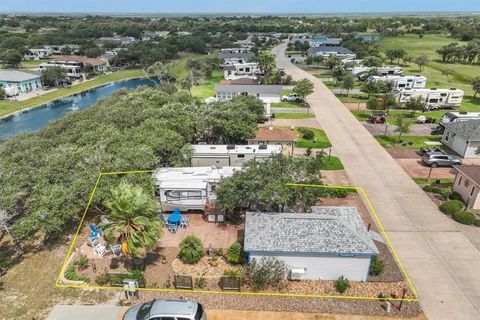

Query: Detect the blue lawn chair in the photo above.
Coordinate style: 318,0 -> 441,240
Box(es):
89,224 -> 103,238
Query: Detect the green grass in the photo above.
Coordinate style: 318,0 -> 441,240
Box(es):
315,73 -> 333,78
281,88 -> 293,96
413,177 -> 454,185
271,102 -> 305,108
374,135 -> 441,149
190,69 -> 223,100
0,69 -> 144,117
321,156 -> 344,170
274,112 -> 316,119
336,94 -> 369,103
294,127 -> 332,149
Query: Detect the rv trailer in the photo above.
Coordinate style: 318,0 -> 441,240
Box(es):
368,75 -> 427,90
191,144 -> 282,167
352,66 -> 403,81
395,88 -> 464,110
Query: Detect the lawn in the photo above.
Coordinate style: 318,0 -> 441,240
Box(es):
413,177 -> 454,185
190,69 -> 223,100
295,127 -> 332,149
374,135 -> 441,149
336,94 -> 369,103
321,156 -> 344,170
274,112 -> 316,119
271,101 -> 305,108
0,69 -> 144,117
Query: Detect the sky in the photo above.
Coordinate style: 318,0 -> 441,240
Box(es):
1,0 -> 479,14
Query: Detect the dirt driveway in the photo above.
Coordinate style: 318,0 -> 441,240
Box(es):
364,124 -> 437,136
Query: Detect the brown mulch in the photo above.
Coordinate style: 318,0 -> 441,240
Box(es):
370,241 -> 405,283
172,256 -> 245,279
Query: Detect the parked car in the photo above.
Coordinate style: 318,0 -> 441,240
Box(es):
282,93 -> 303,103
123,299 -> 206,320
368,115 -> 386,124
416,116 -> 435,124
421,152 -> 462,167
430,125 -> 445,135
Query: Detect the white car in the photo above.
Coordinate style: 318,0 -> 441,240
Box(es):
281,93 -> 303,103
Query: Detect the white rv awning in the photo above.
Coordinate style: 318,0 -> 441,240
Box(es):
159,181 -> 208,189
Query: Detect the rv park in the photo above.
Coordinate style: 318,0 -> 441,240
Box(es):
0,12 -> 480,320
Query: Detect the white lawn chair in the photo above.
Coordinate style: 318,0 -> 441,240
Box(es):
94,244 -> 106,256
180,215 -> 190,228
110,244 -> 122,257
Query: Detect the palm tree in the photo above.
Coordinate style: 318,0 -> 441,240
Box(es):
257,51 -> 275,77
101,181 -> 163,257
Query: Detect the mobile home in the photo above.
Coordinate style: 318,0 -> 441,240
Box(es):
153,166 -> 239,212
395,88 -> 464,110
352,66 -> 403,81
368,75 -> 427,90
223,62 -> 259,80
191,144 -> 282,167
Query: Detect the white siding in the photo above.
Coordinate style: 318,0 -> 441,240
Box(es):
191,156 -> 230,167
250,252 -> 371,281
464,141 -> 480,158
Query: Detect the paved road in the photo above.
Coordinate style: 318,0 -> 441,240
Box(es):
273,43 -> 480,320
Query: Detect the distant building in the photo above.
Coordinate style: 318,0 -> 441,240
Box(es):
354,35 -> 380,42
95,36 -> 136,46
452,165 -> 480,210
307,46 -> 356,60
47,55 -> 109,73
248,127 -> 297,156
24,48 -> 53,60
43,44 -> 80,55
223,62 -> 259,80
220,48 -> 250,54
190,144 -> 282,167
244,206 -> 379,281
441,120 -> 480,158
218,52 -> 255,66
0,70 -> 43,96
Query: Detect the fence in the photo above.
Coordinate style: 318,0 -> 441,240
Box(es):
220,276 -> 241,291
174,274 -> 193,290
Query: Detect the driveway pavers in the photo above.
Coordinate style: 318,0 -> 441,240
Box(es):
273,43 -> 480,320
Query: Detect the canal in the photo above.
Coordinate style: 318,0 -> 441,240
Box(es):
0,78 -> 154,139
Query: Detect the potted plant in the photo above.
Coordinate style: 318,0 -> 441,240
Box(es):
209,255 -> 220,267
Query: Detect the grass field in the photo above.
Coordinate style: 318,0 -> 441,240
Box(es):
374,135 -> 441,149
274,112 -> 316,119
190,69 -> 223,100
0,69 -> 144,117
321,155 -> 344,170
295,127 -> 332,149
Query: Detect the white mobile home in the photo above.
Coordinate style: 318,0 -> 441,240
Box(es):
191,144 -> 282,167
352,66 -> 403,81
244,207 -> 379,281
153,166 -> 239,212
395,88 -> 464,109
24,48 -> 53,60
218,52 -> 255,66
368,75 -> 427,90
39,61 -> 83,78
223,62 -> 259,80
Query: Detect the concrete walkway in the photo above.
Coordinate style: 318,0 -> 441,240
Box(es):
273,43 -> 480,320
47,305 -> 125,320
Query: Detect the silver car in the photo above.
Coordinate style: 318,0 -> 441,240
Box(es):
421,152 -> 462,167
123,299 -> 206,320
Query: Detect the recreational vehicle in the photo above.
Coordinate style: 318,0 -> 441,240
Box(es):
352,66 -> 403,81
395,88 -> 464,110
223,62 -> 259,80
191,144 -> 282,167
440,112 -> 480,124
368,75 -> 427,90
153,166 -> 239,212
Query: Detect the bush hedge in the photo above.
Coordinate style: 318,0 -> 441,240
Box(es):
335,276 -> 350,293
369,256 -> 385,276
453,211 -> 476,225
226,242 -> 244,265
302,130 -> 315,140
474,219 -> 480,227
439,200 -> 464,216
110,270 -> 145,287
64,266 -> 89,282
178,235 -> 204,264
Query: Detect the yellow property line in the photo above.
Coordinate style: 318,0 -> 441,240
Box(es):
55,172 -> 419,302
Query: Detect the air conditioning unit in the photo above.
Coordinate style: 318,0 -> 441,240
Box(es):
289,268 -> 305,280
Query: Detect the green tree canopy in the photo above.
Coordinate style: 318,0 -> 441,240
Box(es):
293,78 -> 314,102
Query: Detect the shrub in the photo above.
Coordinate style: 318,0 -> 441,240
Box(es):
449,191 -> 464,201
474,219 -> 480,227
324,188 -> 348,198
423,185 -> 452,200
95,273 -> 111,286
110,270 -> 145,287
248,257 -> 288,292
335,276 -> 350,293
369,256 -> 385,276
178,236 -> 204,264
226,242 -> 244,265
223,269 -> 241,277
453,211 -> 476,225
74,255 -> 89,270
216,248 -> 224,256
439,200 -> 464,216
64,266 -> 89,282
195,276 -> 207,289
302,130 -> 315,140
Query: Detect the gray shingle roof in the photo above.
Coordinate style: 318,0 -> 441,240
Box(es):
308,46 -> 354,54
244,206 -> 379,255
215,84 -> 283,95
0,70 -> 41,82
443,120 -> 480,141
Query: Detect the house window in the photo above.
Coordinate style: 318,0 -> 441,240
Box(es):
458,176 -> 463,186
471,186 -> 476,197
237,154 -> 245,158
445,131 -> 451,142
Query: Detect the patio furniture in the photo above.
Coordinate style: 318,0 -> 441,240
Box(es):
180,215 -> 190,228
110,244 -> 122,257
100,216 -> 111,224
94,244 -> 106,256
159,213 -> 166,223
89,224 -> 103,238
168,209 -> 182,225
167,223 -> 179,234
88,237 -> 99,247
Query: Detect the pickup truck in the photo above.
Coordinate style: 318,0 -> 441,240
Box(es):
281,93 -> 303,103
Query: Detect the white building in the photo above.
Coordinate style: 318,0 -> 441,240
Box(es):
24,48 -> 53,60
441,120 -> 480,158
43,44 -> 80,55
395,88 -> 464,109
218,52 -> 255,67
244,207 -> 379,281
152,166 -> 239,212
220,48 -> 250,54
440,112 -> 480,124
352,66 -> 403,81
223,62 -> 259,80
307,46 -> 356,60
214,84 -> 283,117
368,75 -> 427,90
191,144 -> 282,167
452,166 -> 480,210
39,61 -> 83,78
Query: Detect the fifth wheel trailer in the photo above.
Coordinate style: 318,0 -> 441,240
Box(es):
367,75 -> 427,90
351,66 -> 403,81
395,88 -> 464,110
190,144 -> 282,167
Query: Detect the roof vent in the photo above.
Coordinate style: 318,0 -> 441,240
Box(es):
450,88 -> 457,90
259,144 -> 268,150
226,144 -> 235,150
